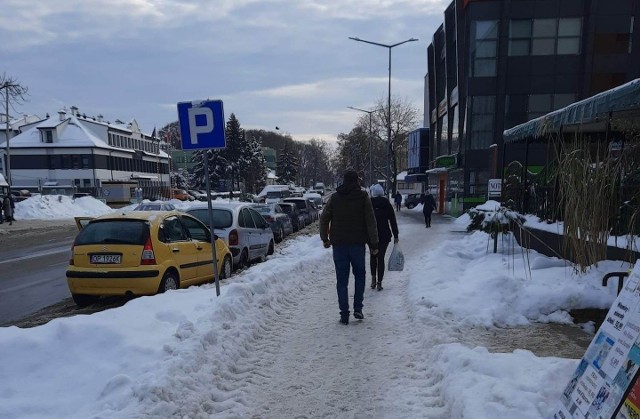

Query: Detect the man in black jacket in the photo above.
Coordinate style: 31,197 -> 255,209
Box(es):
319,171 -> 379,325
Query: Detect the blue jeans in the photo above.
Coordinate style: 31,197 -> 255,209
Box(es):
332,245 -> 366,317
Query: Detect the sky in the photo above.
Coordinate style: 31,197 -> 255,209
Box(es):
0,0 -> 449,143
1,196 -> 636,418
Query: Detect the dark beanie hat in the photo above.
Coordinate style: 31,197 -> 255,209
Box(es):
343,170 -> 359,183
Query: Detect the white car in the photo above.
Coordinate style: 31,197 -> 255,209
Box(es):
185,202 -> 275,270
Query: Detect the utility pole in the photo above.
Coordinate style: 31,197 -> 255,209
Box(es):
0,75 -> 29,186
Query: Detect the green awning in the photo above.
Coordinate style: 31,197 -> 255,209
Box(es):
503,78 -> 640,143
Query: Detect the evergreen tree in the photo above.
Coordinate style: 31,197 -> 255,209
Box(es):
190,149 -> 229,190
276,143 -> 298,184
222,113 -> 250,191
243,134 -> 267,193
159,121 -> 181,150
171,168 -> 189,189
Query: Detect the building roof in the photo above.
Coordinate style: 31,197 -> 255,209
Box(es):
5,113 -> 168,158
503,78 -> 640,143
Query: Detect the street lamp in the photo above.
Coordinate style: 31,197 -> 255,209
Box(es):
348,36 -> 419,193
347,106 -> 382,187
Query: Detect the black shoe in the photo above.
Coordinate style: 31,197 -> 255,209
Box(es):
353,311 -> 364,320
340,316 -> 349,325
377,282 -> 383,291
371,278 -> 377,289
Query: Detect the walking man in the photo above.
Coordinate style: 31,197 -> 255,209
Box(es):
421,192 -> 437,228
393,191 -> 402,212
320,170 -> 379,325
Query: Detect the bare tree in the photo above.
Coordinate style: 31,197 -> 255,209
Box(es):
371,96 -> 419,192
0,73 -> 29,185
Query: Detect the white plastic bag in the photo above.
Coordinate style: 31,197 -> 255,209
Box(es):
387,243 -> 404,271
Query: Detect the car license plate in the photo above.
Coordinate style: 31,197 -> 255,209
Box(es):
90,254 -> 121,264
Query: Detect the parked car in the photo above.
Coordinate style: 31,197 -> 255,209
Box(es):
278,202 -> 306,232
188,190 -> 208,201
66,210 -> 233,307
168,189 -> 194,201
303,192 -> 323,210
404,193 -> 422,209
133,202 -> 176,211
185,202 -> 275,270
252,203 -> 294,242
282,197 -> 318,225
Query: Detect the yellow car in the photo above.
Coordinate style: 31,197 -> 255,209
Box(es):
66,210 -> 232,306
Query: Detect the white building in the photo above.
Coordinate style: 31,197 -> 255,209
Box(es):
0,106 -> 170,202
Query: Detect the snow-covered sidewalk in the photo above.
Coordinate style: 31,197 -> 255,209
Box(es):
0,204 -> 626,418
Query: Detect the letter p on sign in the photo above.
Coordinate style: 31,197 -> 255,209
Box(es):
177,100 -> 226,150
188,107 -> 214,145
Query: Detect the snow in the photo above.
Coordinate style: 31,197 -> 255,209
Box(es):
0,196 -> 632,418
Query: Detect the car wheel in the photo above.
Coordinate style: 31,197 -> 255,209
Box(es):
239,249 -> 249,269
72,293 -> 99,307
267,239 -> 275,256
407,203 -> 416,209
220,255 -> 232,279
278,226 -> 285,242
158,270 -> 179,293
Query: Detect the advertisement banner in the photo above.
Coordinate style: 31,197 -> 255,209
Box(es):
550,264 -> 640,418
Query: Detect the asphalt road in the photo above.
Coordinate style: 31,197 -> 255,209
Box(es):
0,226 -> 77,325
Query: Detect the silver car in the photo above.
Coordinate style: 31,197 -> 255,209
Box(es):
186,202 -> 275,270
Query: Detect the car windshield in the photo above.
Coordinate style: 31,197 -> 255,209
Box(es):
279,204 -> 292,213
286,200 -> 306,210
254,206 -> 271,214
187,208 -> 233,229
75,220 -> 149,246
266,191 -> 282,198
135,203 -> 174,211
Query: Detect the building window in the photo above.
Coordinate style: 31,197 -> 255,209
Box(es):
439,114 -> 448,156
471,20 -> 498,77
509,20 -> 531,56
82,155 -> 90,169
45,130 -> 53,143
508,18 -> 581,56
527,93 -> 576,120
451,105 -> 460,155
62,155 -> 71,169
469,96 -> 495,150
49,155 -> 61,169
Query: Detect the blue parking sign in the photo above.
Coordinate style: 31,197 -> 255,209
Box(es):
177,100 -> 226,150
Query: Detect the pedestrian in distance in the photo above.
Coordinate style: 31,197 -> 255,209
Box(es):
369,184 -> 399,291
320,170 -> 379,325
3,194 -> 13,225
393,191 -> 402,212
421,192 -> 437,228
0,195 -> 4,224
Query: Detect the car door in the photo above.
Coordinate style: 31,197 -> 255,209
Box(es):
160,216 -> 199,284
238,207 -> 258,260
248,207 -> 272,258
179,214 -> 215,282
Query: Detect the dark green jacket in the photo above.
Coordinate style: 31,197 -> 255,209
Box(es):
319,183 -> 379,249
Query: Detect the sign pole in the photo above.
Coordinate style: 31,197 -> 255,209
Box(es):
177,99 -> 226,297
203,150 -> 220,296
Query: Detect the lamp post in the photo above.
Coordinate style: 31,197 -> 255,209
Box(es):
348,36 -> 418,194
347,106 -> 382,187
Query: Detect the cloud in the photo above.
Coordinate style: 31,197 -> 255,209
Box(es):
299,0 -> 449,20
0,0 -> 448,51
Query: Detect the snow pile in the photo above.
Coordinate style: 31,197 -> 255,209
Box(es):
15,195 -> 114,219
